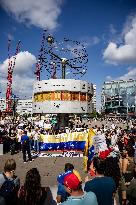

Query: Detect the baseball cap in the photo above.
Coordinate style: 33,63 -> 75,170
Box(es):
63,170 -> 82,190
57,170 -> 72,184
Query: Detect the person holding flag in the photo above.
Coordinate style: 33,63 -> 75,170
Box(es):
83,128 -> 95,172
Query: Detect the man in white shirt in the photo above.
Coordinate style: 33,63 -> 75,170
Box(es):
17,128 -> 23,151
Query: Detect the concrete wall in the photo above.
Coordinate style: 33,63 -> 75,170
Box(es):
33,79 -> 93,93
33,101 -> 93,113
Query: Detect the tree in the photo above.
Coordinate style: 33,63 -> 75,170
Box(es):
89,111 -> 101,118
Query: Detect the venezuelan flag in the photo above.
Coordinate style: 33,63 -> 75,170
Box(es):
39,132 -> 88,151
83,128 -> 95,172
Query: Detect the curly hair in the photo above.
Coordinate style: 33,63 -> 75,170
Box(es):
24,168 -> 42,205
105,157 -> 121,189
126,145 -> 134,157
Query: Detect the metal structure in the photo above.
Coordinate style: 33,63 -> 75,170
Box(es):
33,32 -> 93,128
6,39 -> 21,112
35,30 -> 88,80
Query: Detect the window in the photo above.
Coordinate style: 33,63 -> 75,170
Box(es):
71,92 -> 79,101
61,92 -> 71,100
80,93 -> 86,101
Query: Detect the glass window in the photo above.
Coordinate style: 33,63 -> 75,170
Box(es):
54,92 -> 61,100
80,93 -> 86,101
62,92 -> 71,101
43,92 -> 51,100
71,92 -> 79,101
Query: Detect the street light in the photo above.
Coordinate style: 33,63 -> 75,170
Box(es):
61,58 -> 67,79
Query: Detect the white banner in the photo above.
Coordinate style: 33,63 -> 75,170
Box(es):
93,134 -> 108,153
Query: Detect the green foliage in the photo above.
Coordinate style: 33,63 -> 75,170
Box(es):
89,111 -> 101,118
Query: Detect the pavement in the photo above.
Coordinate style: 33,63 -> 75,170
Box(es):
0,151 -> 87,202
0,120 -> 129,202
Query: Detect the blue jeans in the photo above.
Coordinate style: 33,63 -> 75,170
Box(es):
29,139 -> 33,151
34,140 -> 40,152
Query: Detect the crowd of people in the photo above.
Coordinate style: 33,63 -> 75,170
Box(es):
0,116 -> 136,205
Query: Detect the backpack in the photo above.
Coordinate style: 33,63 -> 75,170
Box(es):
0,173 -> 16,204
127,179 -> 136,205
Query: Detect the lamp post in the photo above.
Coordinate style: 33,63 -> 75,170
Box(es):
61,58 -> 67,79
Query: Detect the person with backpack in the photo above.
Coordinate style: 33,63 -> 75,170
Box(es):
126,168 -> 136,205
18,168 -> 56,205
0,159 -> 20,205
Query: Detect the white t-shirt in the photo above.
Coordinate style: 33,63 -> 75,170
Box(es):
17,129 -> 23,142
111,134 -> 117,146
111,124 -> 115,130
27,131 -> 32,139
33,131 -> 40,141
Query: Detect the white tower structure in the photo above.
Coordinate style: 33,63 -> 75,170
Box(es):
33,79 -> 94,114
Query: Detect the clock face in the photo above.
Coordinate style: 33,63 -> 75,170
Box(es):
36,31 -> 88,79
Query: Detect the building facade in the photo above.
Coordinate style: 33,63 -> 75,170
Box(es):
0,98 -> 6,112
101,79 -> 136,116
92,84 -> 96,111
16,99 -> 32,115
0,98 -> 32,115
33,79 -> 94,114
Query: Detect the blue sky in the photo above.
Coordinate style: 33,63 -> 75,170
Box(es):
0,0 -> 136,109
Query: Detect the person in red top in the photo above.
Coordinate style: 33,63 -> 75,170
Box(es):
99,147 -> 113,159
123,131 -> 129,146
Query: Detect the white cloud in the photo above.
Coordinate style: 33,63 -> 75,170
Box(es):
0,51 -> 36,98
103,15 -> 136,64
118,67 -> 136,80
109,24 -> 117,35
104,67 -> 136,82
81,36 -> 100,47
105,75 -> 113,81
5,33 -> 14,41
1,0 -> 64,29
1,51 -> 36,74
